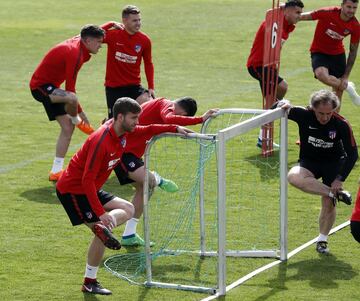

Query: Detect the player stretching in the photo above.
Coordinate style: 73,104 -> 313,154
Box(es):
300,0 -> 360,107
30,25 -> 104,181
115,96 -> 218,247
56,97 -> 191,295
247,0 -> 304,147
281,90 -> 358,254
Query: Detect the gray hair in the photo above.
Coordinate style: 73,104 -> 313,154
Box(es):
309,90 -> 340,110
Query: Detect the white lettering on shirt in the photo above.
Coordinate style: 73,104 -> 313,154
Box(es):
308,136 -> 334,148
108,158 -> 121,170
115,51 -> 137,64
325,29 -> 344,40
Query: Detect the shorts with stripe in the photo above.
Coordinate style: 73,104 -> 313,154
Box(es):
31,83 -> 66,121
56,189 -> 115,226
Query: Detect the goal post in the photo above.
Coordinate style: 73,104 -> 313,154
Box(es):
141,107 -> 288,296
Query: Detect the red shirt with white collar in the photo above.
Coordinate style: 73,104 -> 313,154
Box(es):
30,36 -> 91,92
56,119 -> 177,217
102,23 -> 154,89
310,7 -> 360,55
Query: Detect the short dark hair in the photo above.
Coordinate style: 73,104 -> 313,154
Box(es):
285,0 -> 304,8
309,90 -> 339,110
122,5 -> 140,18
113,97 -> 141,120
174,97 -> 198,116
342,0 -> 358,3
80,24 -> 105,39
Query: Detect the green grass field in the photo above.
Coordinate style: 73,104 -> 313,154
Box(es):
1,0 -> 360,300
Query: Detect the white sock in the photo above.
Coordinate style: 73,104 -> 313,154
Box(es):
346,82 -> 360,105
152,171 -> 162,186
328,191 -> 334,199
122,218 -> 139,237
84,263 -> 98,279
51,157 -> 64,173
258,129 -> 262,141
70,115 -> 81,125
317,233 -> 328,242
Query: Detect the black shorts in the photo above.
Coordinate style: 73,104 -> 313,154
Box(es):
56,189 -> 115,226
247,66 -> 284,97
31,84 -> 67,121
105,85 -> 147,118
350,220 -> 360,243
311,52 -> 346,79
114,153 -> 144,185
299,158 -> 345,186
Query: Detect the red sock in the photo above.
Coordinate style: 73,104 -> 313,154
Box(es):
84,277 -> 97,284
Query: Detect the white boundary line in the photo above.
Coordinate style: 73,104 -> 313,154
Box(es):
200,220 -> 350,301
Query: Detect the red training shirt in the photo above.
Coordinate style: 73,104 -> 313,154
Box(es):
247,17 -> 295,68
30,36 -> 91,93
125,98 -> 203,158
351,188 -> 360,222
310,7 -> 360,55
102,22 -> 154,89
56,119 -> 177,217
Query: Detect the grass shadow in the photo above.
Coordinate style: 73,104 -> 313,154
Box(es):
253,254 -> 357,301
20,185 -> 59,204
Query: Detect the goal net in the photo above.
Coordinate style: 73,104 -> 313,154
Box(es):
104,108 -> 288,296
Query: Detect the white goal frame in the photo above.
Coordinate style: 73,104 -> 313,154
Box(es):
142,108 -> 288,296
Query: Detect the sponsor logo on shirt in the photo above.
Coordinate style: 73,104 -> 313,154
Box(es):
108,158 -> 121,170
329,130 -> 337,139
115,51 -> 137,64
134,44 -> 142,53
325,28 -> 344,40
308,136 -> 334,148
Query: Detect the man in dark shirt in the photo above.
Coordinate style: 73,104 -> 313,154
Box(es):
283,90 -> 358,254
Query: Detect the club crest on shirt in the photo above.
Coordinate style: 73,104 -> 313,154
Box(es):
120,137 -> 126,147
134,44 -> 142,53
329,130 -> 337,139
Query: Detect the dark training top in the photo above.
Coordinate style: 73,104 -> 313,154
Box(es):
288,106 -> 358,181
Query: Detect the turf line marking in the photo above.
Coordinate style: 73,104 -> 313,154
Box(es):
0,143 -> 82,174
200,220 -> 350,301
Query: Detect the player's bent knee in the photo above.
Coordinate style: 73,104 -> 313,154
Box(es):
287,172 -> 300,187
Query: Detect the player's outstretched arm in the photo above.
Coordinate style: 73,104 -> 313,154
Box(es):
176,126 -> 194,135
300,12 -> 313,21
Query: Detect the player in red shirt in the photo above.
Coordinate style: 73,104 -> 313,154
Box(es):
247,0 -> 304,100
56,97 -> 191,295
300,0 -> 360,106
101,5 -> 155,119
30,25 -> 105,181
114,97 -> 218,247
351,187 -> 360,243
